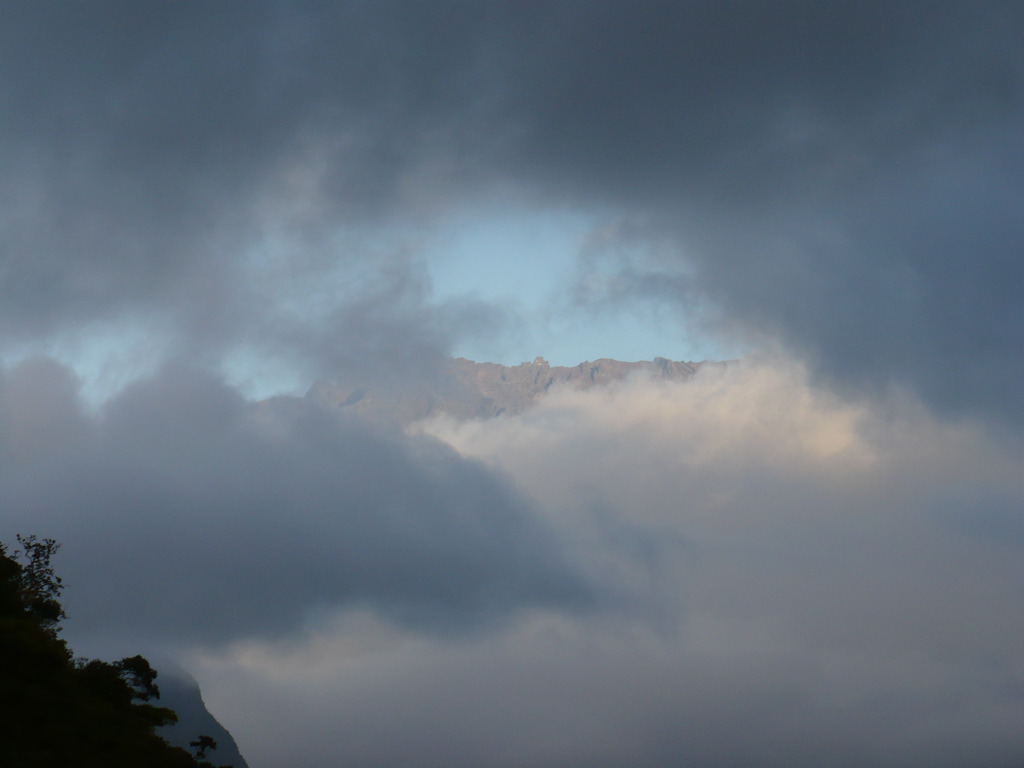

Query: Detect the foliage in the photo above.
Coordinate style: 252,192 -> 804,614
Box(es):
3,535 -> 66,634
0,536 -> 231,768
190,734 -> 233,768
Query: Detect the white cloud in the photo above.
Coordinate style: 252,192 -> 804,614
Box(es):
189,358 -> 1024,767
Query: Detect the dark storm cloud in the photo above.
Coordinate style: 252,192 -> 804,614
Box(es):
0,358 -> 591,645
0,1 -> 503,374
486,1 -> 1024,423
4,1 -> 1022,419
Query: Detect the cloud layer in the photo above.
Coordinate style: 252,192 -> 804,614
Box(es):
2,2 -> 1022,417
0,357 -> 590,648
192,362 -> 1024,768
3,4 -> 1024,767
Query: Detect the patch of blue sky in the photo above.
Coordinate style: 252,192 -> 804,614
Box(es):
9,205 -> 740,406
1,317 -> 174,410
420,205 -> 737,366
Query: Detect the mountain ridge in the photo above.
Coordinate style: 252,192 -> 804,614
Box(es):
307,356 -> 725,423
158,672 -> 250,768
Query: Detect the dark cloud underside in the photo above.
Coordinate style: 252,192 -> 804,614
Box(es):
3,1 -> 1022,421
0,358 -> 591,645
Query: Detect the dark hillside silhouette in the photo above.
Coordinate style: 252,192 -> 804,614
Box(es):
0,536 -> 231,768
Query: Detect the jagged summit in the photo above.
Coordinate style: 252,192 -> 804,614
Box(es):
307,356 -> 720,423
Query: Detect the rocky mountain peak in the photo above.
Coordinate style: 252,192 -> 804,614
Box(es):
307,356 -> 722,423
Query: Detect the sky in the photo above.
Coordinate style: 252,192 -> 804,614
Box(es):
2,2 -> 1024,767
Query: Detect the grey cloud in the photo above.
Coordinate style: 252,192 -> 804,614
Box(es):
209,364 -> 1024,768
0,358 -> 591,646
209,620 -> 1024,768
6,6 -> 1023,765
4,2 -> 1023,421
489,1 -> 1024,423
260,250 -> 509,391
0,2 -> 497,367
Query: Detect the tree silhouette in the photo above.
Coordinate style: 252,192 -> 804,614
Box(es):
191,734 -> 218,759
6,535 -> 65,634
0,535 -> 231,768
